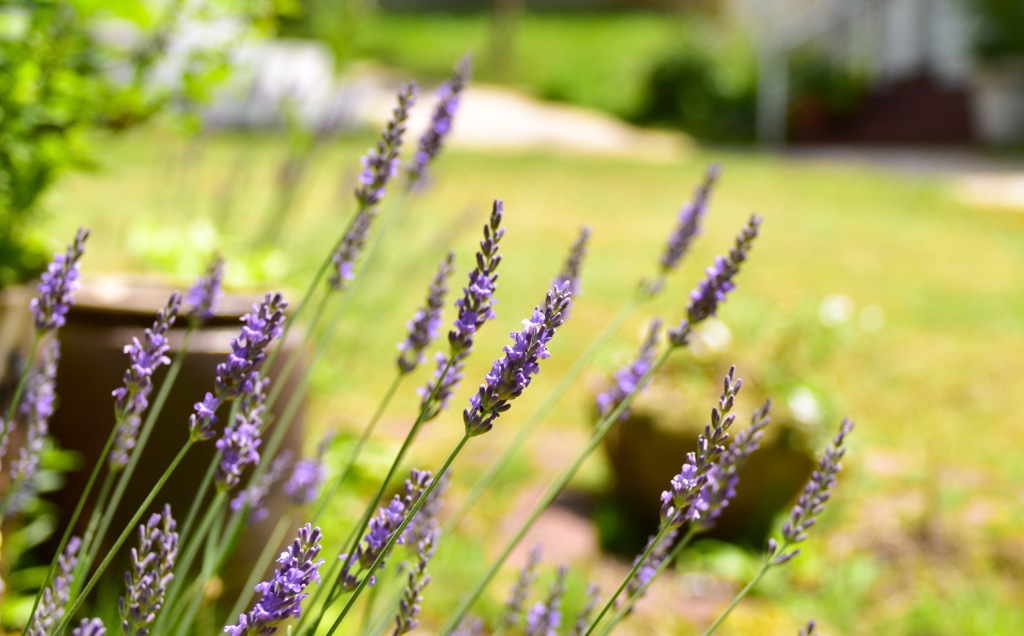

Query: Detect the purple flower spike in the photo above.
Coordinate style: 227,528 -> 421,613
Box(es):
110,292 -> 182,470
28,536 -> 81,636
329,209 -> 372,292
283,431 -> 333,506
463,282 -> 572,437
403,469 -> 448,545
9,339 -> 60,510
502,544 -> 543,629
769,418 -> 854,566
72,618 -> 106,636
571,583 -> 600,636
398,252 -> 456,373
669,215 -> 761,347
119,504 -> 178,635
800,620 -> 818,636
420,202 -> 504,419
552,227 -> 591,315
660,367 -> 742,529
596,318 -> 661,422
625,530 -> 678,607
657,166 -> 720,277
393,527 -> 439,634
215,377 -> 269,491
29,227 -> 89,332
231,451 -> 293,525
408,55 -> 472,191
697,399 -> 772,531
525,565 -> 567,636
190,293 -> 287,441
187,256 -> 224,323
225,524 -> 324,636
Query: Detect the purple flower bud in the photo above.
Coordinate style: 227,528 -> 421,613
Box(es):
119,504 -> 178,635
656,166 -> 720,278
215,377 -> 269,491
71,619 -> 106,636
463,282 -> 572,437
525,565 -> 567,636
231,451 -> 293,524
190,293 -> 287,441
110,293 -> 182,470
403,469 -> 448,546
398,252 -> 456,373
551,227 -> 590,318
393,527 -> 439,634
571,583 -> 600,636
502,544 -> 543,629
283,432 -> 333,506
225,524 -> 324,635
625,530 -> 678,606
452,617 -> 485,636
9,339 -> 60,511
29,227 -> 89,332
669,215 -> 761,347
187,256 -> 224,323
774,418 -> 854,565
799,619 -> 817,636
596,318 -> 661,421
407,55 -> 472,191
28,536 -> 81,636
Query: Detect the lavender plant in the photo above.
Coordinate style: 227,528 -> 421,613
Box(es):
119,505 -> 178,635
408,55 -> 473,191
27,536 -> 81,636
501,544 -> 543,630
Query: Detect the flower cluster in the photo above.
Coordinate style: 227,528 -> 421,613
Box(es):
769,418 -> 855,565
187,256 -> 224,323
393,527 -> 438,634
8,339 -> 60,510
625,529 -> 678,604
189,292 -> 287,441
72,619 -> 107,636
502,544 -> 543,629
658,165 -> 720,276
110,292 -> 182,470
398,252 -> 456,373
225,524 -> 324,635
525,565 -> 567,636
669,214 -> 761,347
119,505 -> 178,635
215,377 -> 269,490
420,201 -> 504,419
571,583 -> 600,636
28,536 -> 81,636
408,55 -> 472,190
596,318 -> 661,421
231,451 -> 294,524
283,432 -> 333,506
464,282 -> 572,436
552,226 -> 591,310
29,227 -> 89,332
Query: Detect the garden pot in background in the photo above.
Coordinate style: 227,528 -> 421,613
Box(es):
44,276 -> 310,597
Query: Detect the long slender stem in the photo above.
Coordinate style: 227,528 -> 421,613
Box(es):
54,440 -> 196,634
701,559 -> 774,636
312,371 -> 404,524
441,347 -> 675,632
444,294 -> 642,533
172,495 -> 228,636
600,527 -> 697,635
70,470 -> 114,595
585,526 -> 671,636
324,434 -> 471,636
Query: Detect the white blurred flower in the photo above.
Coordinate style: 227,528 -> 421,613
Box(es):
788,386 -> 823,425
818,294 -> 855,327
860,304 -> 885,331
688,318 -> 732,361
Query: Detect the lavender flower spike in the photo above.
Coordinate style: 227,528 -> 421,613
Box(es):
72,618 -> 107,636
283,431 -> 333,506
225,524 -> 324,636
552,226 -> 591,304
187,255 -> 225,323
393,527 -> 439,635
398,252 -> 456,373
420,201 -> 504,419
669,214 -> 761,347
330,82 -> 416,291
464,281 -> 572,437
28,536 -> 81,636
29,227 -> 89,332
119,504 -> 178,635
9,339 -> 60,511
231,451 -> 293,524
408,55 -> 472,191
215,377 -> 269,491
768,418 -> 855,566
189,292 -> 287,441
110,292 -> 182,470
624,529 -> 678,609
571,583 -> 601,636
596,318 -> 662,421
658,165 -> 720,276
501,544 -> 543,629
525,565 -> 568,636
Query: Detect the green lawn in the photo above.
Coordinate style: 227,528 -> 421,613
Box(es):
40,126 -> 1024,634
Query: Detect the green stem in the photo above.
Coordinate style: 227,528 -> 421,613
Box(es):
54,440 -> 196,634
311,371 -> 404,524
702,559 -> 774,636
444,294 -> 642,533
162,492 -> 228,636
265,289 -> 332,412
70,470 -> 114,596
441,347 -> 676,632
585,525 -> 671,636
325,434 -> 471,636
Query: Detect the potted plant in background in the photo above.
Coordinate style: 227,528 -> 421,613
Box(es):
965,0 -> 1024,145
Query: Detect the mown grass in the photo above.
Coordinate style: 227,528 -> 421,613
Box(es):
40,126 -> 1024,634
